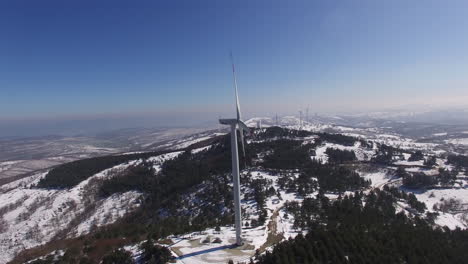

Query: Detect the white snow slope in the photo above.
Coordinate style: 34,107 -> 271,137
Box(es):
0,152 -> 183,264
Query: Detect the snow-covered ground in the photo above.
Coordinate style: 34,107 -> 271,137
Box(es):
408,188 -> 468,229
165,170 -> 302,263
156,132 -> 226,151
3,118 -> 468,263
313,141 -> 374,164
0,151 -> 184,264
170,227 -> 257,264
73,191 -> 142,236
360,170 -> 394,188
0,162 -> 140,263
393,160 -> 424,166
147,151 -> 183,173
192,146 -> 212,154
446,138 -> 468,146
105,125 -> 468,259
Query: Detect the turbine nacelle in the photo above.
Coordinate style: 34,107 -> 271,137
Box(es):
219,119 -> 248,130
219,118 -> 248,157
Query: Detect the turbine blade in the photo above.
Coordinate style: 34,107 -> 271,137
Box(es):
239,129 -> 246,158
230,52 -> 242,121
237,120 -> 249,159
237,120 -> 249,131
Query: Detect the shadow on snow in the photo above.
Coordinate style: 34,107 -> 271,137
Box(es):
176,244 -> 238,259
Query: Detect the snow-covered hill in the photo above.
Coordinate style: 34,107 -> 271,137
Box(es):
0,152 -> 185,263
2,119 -> 468,263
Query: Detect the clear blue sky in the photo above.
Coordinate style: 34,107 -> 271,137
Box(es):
1,0 -> 468,123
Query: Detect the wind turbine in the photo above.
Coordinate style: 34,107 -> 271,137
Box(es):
219,53 -> 248,246
299,110 -> 303,129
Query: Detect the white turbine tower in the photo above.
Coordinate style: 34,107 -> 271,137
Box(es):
219,53 -> 248,246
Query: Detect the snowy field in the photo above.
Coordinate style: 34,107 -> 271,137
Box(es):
313,141 -> 375,164
409,188 -> 468,229
360,170 -> 394,188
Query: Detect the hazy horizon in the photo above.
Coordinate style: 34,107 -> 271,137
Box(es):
1,105 -> 468,138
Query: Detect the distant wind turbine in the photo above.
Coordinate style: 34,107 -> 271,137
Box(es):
219,53 -> 249,246
299,110 -> 303,129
